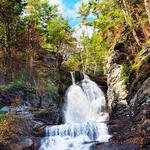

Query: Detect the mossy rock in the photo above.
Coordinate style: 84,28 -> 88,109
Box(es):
0,112 -> 5,122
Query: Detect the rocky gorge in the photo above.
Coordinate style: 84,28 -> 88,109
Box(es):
0,46 -> 149,150
1,0 -> 150,149
93,46 -> 150,150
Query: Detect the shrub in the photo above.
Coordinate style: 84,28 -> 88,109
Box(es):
44,80 -> 60,102
0,114 -> 22,143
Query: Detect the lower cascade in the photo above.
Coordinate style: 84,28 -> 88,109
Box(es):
40,73 -> 111,150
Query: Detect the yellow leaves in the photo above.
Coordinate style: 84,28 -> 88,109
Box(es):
114,25 -> 122,40
81,21 -> 90,26
63,54 -> 82,72
78,4 -> 90,18
0,114 -> 22,143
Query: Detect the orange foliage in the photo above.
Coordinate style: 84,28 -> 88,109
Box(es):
128,137 -> 144,144
0,114 -> 22,142
34,30 -> 42,44
17,23 -> 42,49
11,49 -> 23,59
114,25 -> 123,41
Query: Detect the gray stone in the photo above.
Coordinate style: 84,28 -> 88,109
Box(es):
0,106 -> 10,112
106,51 -> 129,119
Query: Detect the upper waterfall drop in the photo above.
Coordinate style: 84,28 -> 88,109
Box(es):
39,72 -> 111,150
64,73 -> 109,123
64,84 -> 90,123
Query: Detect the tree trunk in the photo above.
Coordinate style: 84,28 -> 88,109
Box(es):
5,21 -> 13,83
135,13 -> 149,40
122,0 -> 141,46
6,21 -> 11,53
144,0 -> 150,24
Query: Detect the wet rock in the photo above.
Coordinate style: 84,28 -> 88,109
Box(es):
91,142 -> 140,150
108,119 -> 132,134
89,75 -> 107,94
0,89 -> 62,124
33,125 -> 46,137
1,137 -> 34,150
0,89 -> 60,110
31,137 -> 41,150
19,138 -> 33,149
34,107 -> 61,125
129,77 -> 150,118
143,137 -> 150,150
142,119 -> 150,129
0,89 -> 62,150
0,106 -> 10,112
74,71 -> 84,82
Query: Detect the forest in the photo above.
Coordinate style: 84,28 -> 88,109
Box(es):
0,0 -> 150,150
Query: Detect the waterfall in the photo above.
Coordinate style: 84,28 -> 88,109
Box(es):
40,73 -> 111,150
71,72 -> 75,85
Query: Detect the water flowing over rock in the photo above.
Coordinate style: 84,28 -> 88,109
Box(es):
40,73 -> 111,150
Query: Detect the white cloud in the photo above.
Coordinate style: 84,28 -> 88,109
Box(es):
48,0 -> 64,13
73,24 -> 93,39
48,0 -> 76,19
48,0 -> 96,49
48,0 -> 90,23
73,24 -> 94,48
48,1 -> 95,34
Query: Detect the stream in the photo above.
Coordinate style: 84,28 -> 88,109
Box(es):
39,73 -> 111,150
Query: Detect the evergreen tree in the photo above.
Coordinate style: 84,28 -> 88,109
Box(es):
0,0 -> 26,53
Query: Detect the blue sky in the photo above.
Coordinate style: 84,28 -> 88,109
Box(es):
63,0 -> 79,9
64,0 -> 81,27
49,0 -> 91,27
49,0 -> 94,43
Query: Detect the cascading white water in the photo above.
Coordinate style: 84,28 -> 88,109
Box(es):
39,73 -> 111,150
71,72 -> 75,85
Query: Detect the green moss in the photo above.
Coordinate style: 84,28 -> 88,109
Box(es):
131,48 -> 150,71
145,54 -> 150,61
95,67 -> 104,76
131,61 -> 142,71
34,111 -> 47,118
0,71 -> 34,91
121,64 -> 130,85
44,80 -> 60,104
131,71 -> 150,93
0,112 -> 5,122
129,54 -> 150,91
0,80 -> 33,91
137,70 -> 150,83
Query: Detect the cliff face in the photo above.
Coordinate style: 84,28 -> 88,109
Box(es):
130,77 -> 150,119
106,48 -> 150,149
0,49 -> 64,150
106,51 -> 129,119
